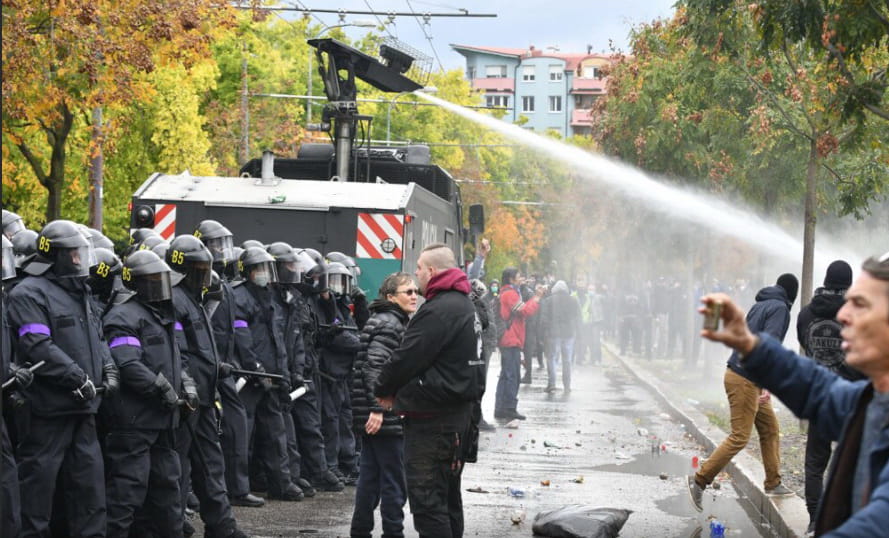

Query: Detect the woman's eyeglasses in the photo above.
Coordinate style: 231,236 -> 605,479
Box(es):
396,289 -> 419,296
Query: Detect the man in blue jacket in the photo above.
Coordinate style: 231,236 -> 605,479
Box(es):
698,252 -> 889,537
688,274 -> 799,510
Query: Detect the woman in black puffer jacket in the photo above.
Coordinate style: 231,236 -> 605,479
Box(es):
350,272 -> 418,538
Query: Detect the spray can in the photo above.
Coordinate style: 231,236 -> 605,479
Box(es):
235,377 -> 247,393
709,520 -> 725,537
289,385 -> 307,402
703,300 -> 723,331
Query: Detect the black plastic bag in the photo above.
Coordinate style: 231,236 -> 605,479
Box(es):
532,505 -> 632,538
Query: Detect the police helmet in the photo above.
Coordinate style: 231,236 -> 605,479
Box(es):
326,262 -> 353,296
10,229 -> 38,269
1,235 -> 15,281
225,246 -> 245,282
2,210 -> 26,239
34,220 -> 96,278
326,251 -> 361,280
137,235 -> 167,252
130,227 -> 159,245
194,220 -> 234,266
239,247 -> 277,287
89,228 -> 115,251
267,242 -> 302,284
150,241 -> 170,260
87,247 -> 122,297
241,239 -> 265,251
166,235 -> 213,292
121,250 -> 173,302
299,248 -> 327,290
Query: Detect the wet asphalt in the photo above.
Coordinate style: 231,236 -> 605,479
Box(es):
199,354 -> 777,537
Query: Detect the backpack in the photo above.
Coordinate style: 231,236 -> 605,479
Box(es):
804,317 -> 863,380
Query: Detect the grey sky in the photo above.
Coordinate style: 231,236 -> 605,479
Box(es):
313,0 -> 678,70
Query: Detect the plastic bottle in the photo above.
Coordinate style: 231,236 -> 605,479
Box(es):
507,487 -> 525,498
709,520 -> 725,537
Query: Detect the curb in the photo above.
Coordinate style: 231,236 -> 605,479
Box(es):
604,343 -> 809,538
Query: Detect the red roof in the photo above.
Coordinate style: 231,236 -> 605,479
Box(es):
452,44 -> 614,70
451,44 -> 527,57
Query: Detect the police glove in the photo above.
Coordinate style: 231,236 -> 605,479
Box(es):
350,287 -> 366,301
10,363 -> 34,390
102,362 -> 120,397
181,372 -> 200,412
153,372 -> 180,410
278,379 -> 292,398
252,363 -> 273,392
72,377 -> 97,403
291,373 -> 305,389
218,362 -> 235,378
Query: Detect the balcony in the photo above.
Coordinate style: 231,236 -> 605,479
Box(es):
571,78 -> 606,93
571,109 -> 593,126
470,77 -> 515,92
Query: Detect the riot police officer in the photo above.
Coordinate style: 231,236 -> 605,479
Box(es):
314,262 -> 362,484
7,219 -> 115,537
232,246 -> 303,501
167,235 -> 247,538
325,252 -> 369,329
2,234 -> 32,537
102,250 -> 186,538
87,247 -> 123,312
2,209 -> 26,239
195,220 -> 264,508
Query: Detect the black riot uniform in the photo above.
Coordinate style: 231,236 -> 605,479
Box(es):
325,252 -> 370,329
167,236 -> 244,538
7,220 -> 113,538
1,235 -> 26,537
290,249 -> 345,491
232,247 -> 302,501
314,265 -> 362,481
102,250 -> 184,538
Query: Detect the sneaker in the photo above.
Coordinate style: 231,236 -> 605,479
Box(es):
297,477 -> 316,498
478,419 -> 496,431
229,493 -> 265,507
493,410 -> 509,420
686,475 -> 704,512
765,483 -> 795,497
509,409 -> 526,420
544,385 -> 556,393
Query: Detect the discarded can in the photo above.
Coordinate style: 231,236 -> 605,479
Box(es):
709,520 -> 725,537
507,487 -> 525,498
692,456 -> 700,468
703,300 -> 723,331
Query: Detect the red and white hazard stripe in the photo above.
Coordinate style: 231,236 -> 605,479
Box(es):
154,204 -> 176,240
356,213 -> 403,260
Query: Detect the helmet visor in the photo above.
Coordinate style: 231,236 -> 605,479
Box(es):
248,261 -> 278,287
328,273 -> 352,296
133,271 -> 173,302
184,261 -> 213,292
276,260 -> 301,284
1,245 -> 15,280
4,219 -> 25,239
205,235 -> 234,265
54,244 -> 96,278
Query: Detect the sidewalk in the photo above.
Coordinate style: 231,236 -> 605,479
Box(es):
605,342 -> 809,538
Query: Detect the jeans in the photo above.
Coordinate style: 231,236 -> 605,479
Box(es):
494,347 -> 522,413
804,426 -> 832,520
695,369 -> 782,489
350,434 -> 406,538
546,337 -> 574,390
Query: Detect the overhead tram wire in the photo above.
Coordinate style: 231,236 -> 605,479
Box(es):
363,0 -> 397,39
405,0 -> 444,71
231,5 -> 496,18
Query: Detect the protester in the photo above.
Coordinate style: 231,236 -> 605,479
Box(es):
494,268 -> 543,421
688,273 -> 799,511
350,272 -> 417,538
374,244 -> 485,538
698,252 -> 889,536
540,280 -> 581,393
796,260 -> 864,534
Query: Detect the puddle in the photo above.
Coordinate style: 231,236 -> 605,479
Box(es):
656,492 -> 776,537
592,452 -> 695,477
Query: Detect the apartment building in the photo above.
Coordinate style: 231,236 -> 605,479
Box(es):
450,44 -> 611,137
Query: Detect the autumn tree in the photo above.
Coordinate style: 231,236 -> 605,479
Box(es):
2,0 -> 232,223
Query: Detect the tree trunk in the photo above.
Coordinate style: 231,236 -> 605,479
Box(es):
801,138 -> 819,308
44,103 -> 74,222
88,106 -> 104,230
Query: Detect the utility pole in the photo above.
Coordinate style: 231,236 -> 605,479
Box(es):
88,106 -> 104,230
240,43 -> 249,165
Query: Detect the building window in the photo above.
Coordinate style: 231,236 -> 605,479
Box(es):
522,65 -> 535,81
574,94 -> 595,109
486,95 -> 510,108
582,65 -> 599,79
485,65 -> 507,78
549,65 -> 563,81
549,96 -> 562,112
522,96 -> 535,113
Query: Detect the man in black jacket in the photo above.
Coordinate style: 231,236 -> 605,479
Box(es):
797,260 -> 863,532
375,243 -> 485,538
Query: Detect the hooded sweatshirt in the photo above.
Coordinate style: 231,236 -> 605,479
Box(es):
727,285 -> 791,377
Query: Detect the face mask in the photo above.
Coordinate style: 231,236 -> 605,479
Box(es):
253,272 -> 270,287
491,285 -> 499,294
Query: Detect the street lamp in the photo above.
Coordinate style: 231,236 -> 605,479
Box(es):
307,19 -> 376,123
386,86 -> 438,144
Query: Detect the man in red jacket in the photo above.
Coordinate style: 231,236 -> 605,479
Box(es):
494,267 -> 543,421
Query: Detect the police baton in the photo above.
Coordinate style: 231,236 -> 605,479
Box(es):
318,322 -> 360,332
1,360 -> 45,390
